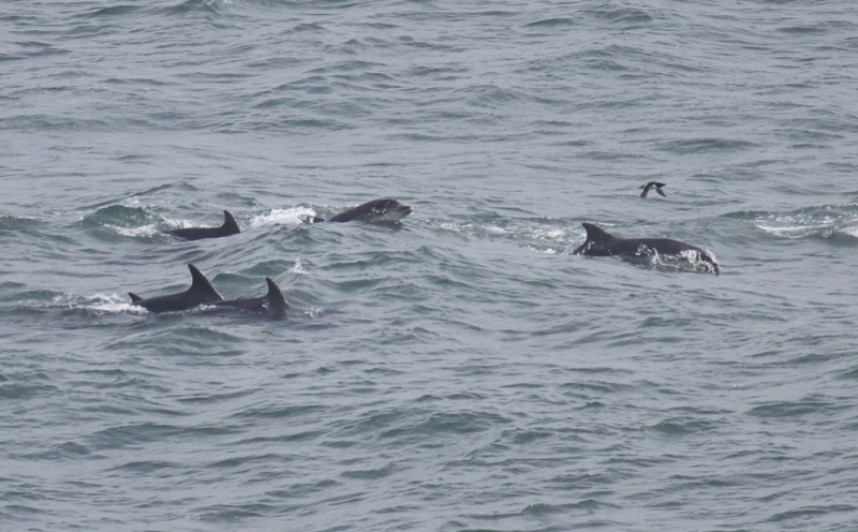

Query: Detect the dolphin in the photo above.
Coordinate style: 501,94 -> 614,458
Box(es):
129,264 -> 224,312
573,223 -> 720,275
167,210 -> 240,240
321,198 -> 414,223
212,277 -> 289,317
640,181 -> 666,198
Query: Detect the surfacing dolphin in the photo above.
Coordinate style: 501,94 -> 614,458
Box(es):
129,264 -> 224,313
640,181 -> 666,198
573,223 -> 720,275
167,210 -> 240,240
320,198 -> 414,223
212,277 -> 289,317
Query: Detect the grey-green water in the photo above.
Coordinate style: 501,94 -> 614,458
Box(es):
2,1 -> 858,530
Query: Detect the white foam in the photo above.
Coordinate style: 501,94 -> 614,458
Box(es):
249,207 -> 318,228
756,223 -> 823,238
531,228 -> 565,240
303,307 -> 323,319
840,224 -> 858,239
657,249 -> 718,274
84,293 -> 146,314
45,293 -> 145,313
109,224 -> 160,238
525,245 -> 558,254
545,229 -> 566,239
291,257 -> 306,275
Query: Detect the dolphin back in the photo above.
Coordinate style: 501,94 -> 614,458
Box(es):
264,277 -> 288,316
574,223 -> 616,255
327,198 -> 412,223
221,210 -> 240,235
187,264 -> 223,304
211,276 -> 288,316
167,210 -> 241,240
574,223 -> 720,274
128,264 -> 223,313
582,223 -> 615,243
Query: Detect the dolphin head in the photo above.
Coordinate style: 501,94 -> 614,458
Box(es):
326,198 -> 414,223
365,199 -> 414,222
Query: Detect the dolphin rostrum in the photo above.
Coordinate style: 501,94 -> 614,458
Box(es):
129,264 -> 224,313
167,210 -> 240,240
573,223 -> 719,275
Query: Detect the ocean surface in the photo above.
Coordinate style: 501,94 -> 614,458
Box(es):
2,1 -> 858,530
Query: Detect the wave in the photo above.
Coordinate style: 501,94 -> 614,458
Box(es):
728,203 -> 858,243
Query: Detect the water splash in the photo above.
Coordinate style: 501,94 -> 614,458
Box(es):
290,258 -> 306,275
53,293 -> 145,314
249,207 -> 319,228
642,248 -> 720,275
743,204 -> 858,240
107,224 -> 160,238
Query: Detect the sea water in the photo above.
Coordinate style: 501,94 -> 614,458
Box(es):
2,1 -> 858,530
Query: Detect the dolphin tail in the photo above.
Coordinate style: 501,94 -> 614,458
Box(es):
187,264 -> 223,303
264,277 -> 288,315
128,292 -> 142,303
222,211 -> 241,235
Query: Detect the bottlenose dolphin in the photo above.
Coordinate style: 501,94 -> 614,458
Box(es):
212,277 -> 289,317
167,210 -> 240,240
322,198 -> 414,223
573,223 -> 720,275
129,264 -> 224,312
640,181 -> 666,198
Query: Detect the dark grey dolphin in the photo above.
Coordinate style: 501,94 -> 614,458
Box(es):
640,181 -> 666,198
322,198 -> 414,223
212,277 -> 289,317
573,223 -> 720,275
129,264 -> 224,313
167,210 -> 240,240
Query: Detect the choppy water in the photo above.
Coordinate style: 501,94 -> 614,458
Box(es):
3,1 -> 858,530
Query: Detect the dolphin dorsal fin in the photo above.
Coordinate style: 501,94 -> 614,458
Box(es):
582,223 -> 616,243
187,264 -> 223,303
128,292 -> 142,303
222,211 -> 240,235
264,277 -> 288,314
